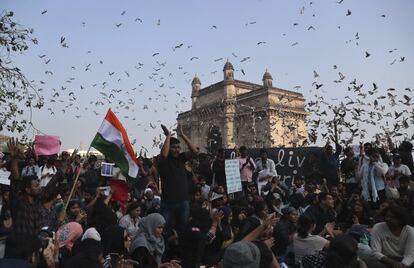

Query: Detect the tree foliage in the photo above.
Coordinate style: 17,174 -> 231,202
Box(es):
0,10 -> 43,135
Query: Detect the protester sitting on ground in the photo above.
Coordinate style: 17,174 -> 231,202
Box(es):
102,225 -> 131,268
56,222 -> 83,265
119,201 -> 141,239
272,206 -> 298,264
304,192 -> 338,236
368,204 -> 414,268
324,234 -> 367,268
66,199 -> 87,226
240,213 -> 280,268
293,214 -> 330,265
130,213 -> 167,267
64,238 -> 104,268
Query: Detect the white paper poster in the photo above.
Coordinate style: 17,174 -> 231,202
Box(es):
0,169 -> 11,185
101,162 -> 115,177
225,159 -> 242,194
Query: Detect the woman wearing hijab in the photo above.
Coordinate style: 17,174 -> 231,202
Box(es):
56,222 -> 83,266
130,213 -> 166,267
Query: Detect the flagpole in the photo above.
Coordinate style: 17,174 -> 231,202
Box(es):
64,109 -> 110,212
64,145 -> 91,212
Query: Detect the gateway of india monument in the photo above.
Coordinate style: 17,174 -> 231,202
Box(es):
177,61 -> 307,153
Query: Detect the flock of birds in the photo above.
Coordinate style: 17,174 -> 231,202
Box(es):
17,1 -> 412,152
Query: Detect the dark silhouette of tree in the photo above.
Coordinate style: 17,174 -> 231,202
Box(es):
0,10 -> 43,137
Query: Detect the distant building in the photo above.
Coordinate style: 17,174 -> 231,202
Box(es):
65,149 -> 104,159
177,61 -> 307,153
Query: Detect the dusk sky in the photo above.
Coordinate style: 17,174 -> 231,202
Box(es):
2,0 -> 413,154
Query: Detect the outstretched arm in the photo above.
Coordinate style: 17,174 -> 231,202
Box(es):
160,124 -> 171,159
178,125 -> 198,155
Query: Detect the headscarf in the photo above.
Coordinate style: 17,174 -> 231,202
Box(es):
56,222 -> 83,251
130,213 -> 165,264
82,227 -> 101,242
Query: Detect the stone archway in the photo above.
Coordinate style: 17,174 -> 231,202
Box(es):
207,125 -> 222,154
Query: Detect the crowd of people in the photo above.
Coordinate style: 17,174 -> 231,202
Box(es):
0,126 -> 413,268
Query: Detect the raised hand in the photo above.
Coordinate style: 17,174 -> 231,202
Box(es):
177,124 -> 184,138
212,210 -> 224,224
7,138 -> 23,159
161,124 -> 170,136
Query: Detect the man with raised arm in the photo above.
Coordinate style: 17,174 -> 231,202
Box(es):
158,124 -> 198,234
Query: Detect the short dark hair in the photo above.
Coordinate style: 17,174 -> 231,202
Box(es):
170,137 -> 180,145
325,235 -> 359,268
384,204 -> 409,226
297,214 -> 315,238
126,202 -> 141,214
239,146 -> 247,153
318,192 -> 331,203
260,148 -> 267,155
21,175 -> 38,194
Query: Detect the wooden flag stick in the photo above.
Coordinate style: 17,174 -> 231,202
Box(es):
64,145 -> 91,212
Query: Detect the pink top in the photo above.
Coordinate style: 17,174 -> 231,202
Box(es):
239,157 -> 256,182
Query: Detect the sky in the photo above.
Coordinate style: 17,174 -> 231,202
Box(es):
1,0 -> 414,154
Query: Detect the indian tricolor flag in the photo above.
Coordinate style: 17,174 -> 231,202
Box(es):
91,109 -> 139,178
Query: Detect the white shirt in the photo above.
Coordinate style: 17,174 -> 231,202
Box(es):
371,222 -> 414,267
293,233 -> 328,264
37,165 -> 57,187
119,214 -> 140,239
387,164 -> 412,188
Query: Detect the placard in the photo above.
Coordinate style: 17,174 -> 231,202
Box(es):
0,169 -> 11,185
101,162 -> 115,177
34,135 -> 61,156
225,159 -> 242,194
